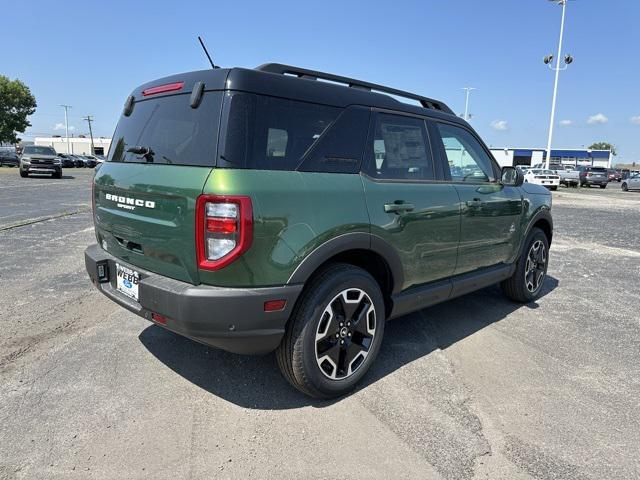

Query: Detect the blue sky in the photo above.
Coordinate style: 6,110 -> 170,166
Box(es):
5,0 -> 639,162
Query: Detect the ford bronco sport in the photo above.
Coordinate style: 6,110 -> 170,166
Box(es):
85,64 -> 553,398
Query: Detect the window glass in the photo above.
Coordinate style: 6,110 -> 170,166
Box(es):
108,92 -> 222,166
435,123 -> 495,182
23,146 -> 56,155
366,113 -> 433,180
220,93 -> 339,171
298,106 -> 370,174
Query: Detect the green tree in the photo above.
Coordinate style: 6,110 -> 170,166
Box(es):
589,142 -> 617,156
0,76 -> 37,144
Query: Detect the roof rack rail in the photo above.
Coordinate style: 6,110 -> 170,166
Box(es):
255,63 -> 454,114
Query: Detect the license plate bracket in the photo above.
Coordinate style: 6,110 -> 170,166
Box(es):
116,263 -> 139,301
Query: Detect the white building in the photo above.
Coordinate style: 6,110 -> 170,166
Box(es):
34,136 -> 111,156
490,147 -> 612,169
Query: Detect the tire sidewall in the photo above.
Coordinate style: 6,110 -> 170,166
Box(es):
295,267 -> 385,397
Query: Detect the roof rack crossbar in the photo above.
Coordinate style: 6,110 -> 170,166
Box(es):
255,63 -> 453,114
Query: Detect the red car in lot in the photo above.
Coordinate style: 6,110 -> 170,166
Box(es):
608,169 -> 622,182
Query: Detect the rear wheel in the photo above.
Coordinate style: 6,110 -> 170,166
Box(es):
276,263 -> 385,398
502,228 -> 549,303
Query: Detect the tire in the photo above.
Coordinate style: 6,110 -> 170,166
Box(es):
501,227 -> 549,303
19,170 -> 28,178
52,171 -> 62,179
550,186 -> 558,191
276,263 -> 385,398
600,184 -> 606,189
622,183 -> 628,192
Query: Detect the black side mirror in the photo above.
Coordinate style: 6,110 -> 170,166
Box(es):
501,166 -> 524,186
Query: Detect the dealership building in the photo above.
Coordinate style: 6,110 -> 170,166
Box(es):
490,147 -> 612,169
34,136 -> 112,156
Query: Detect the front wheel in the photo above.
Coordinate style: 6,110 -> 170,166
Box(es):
622,183 -> 628,191
600,184 -> 607,189
19,170 -> 28,178
276,264 -> 385,398
501,228 -> 549,303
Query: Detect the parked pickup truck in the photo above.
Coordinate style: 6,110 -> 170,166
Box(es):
537,164 -> 579,187
556,166 -> 580,187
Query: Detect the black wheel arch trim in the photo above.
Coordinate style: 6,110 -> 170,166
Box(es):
519,208 -> 553,258
286,232 -> 405,294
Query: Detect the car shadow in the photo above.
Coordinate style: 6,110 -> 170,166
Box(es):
138,276 -> 559,410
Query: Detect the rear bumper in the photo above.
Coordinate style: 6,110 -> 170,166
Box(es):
84,244 -> 303,355
582,177 -> 608,185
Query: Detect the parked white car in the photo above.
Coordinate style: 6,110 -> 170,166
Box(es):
523,169 -> 560,190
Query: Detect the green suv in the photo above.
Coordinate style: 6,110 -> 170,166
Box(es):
85,64 -> 552,398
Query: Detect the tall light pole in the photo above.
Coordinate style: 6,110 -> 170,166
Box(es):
60,104 -> 72,154
83,115 -> 95,155
543,0 -> 574,169
461,87 -> 476,121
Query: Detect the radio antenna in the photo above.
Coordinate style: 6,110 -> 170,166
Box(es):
197,36 -> 217,69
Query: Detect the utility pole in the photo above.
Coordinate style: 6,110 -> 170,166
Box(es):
461,87 -> 476,121
543,0 -> 574,170
60,105 -> 72,154
83,115 -> 95,155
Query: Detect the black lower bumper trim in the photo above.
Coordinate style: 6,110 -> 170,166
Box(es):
85,244 -> 303,355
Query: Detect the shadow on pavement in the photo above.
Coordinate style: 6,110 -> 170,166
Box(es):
139,276 -> 559,410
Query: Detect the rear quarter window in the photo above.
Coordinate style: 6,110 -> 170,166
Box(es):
218,92 -> 340,171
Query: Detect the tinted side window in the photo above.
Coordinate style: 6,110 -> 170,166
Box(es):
220,92 -> 339,170
108,92 -> 222,166
365,113 -> 433,180
298,106 -> 370,173
434,123 -> 495,182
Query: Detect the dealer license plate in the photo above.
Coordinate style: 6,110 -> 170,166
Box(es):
116,263 -> 139,301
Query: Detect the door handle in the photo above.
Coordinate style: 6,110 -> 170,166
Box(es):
466,198 -> 483,207
384,202 -> 415,213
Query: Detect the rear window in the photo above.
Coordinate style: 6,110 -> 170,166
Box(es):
219,92 -> 340,170
108,92 -> 222,166
24,146 -> 56,155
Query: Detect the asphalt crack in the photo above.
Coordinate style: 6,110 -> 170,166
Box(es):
0,208 -> 91,231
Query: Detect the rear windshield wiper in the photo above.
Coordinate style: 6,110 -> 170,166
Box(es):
127,146 -> 155,163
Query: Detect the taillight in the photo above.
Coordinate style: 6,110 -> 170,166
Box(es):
196,195 -> 253,270
91,180 -> 96,215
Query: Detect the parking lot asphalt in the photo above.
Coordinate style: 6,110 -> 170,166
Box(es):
0,168 -> 639,480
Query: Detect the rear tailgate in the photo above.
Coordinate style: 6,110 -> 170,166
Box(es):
93,81 -> 225,284
94,164 -> 212,284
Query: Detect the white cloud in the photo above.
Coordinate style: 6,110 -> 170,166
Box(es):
53,122 -> 75,131
559,119 -> 573,126
587,113 -> 608,125
630,116 -> 640,125
490,120 -> 508,131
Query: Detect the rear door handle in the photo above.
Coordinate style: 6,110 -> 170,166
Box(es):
384,202 -> 415,213
466,199 -> 483,207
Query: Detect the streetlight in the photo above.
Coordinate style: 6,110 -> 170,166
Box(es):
461,87 -> 476,121
543,0 -> 575,169
59,104 -> 72,154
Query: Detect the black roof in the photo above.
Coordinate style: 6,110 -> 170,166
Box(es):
130,63 -> 461,123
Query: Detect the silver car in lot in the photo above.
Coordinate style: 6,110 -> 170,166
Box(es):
621,173 -> 640,192
19,146 -> 62,178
